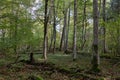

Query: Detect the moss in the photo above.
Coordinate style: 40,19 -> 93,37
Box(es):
28,75 -> 44,80
97,77 -> 106,80
91,68 -> 100,73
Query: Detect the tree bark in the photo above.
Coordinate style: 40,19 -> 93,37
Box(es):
14,6 -> 19,55
92,0 -> 100,70
49,0 -> 56,53
43,0 -> 49,60
102,0 -> 107,53
59,7 -> 67,51
30,53 -> 34,63
65,4 -> 71,53
81,0 -> 87,50
73,0 -> 77,61
52,0 -> 56,54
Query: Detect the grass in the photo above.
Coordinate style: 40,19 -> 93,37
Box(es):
0,52 -> 120,80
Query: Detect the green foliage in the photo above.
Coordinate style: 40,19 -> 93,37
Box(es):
0,1 -> 120,80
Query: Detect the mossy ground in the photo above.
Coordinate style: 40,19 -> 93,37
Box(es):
0,52 -> 120,80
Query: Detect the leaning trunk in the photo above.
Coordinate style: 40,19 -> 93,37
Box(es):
59,9 -> 67,51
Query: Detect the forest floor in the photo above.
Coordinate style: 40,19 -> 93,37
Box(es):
0,52 -> 120,80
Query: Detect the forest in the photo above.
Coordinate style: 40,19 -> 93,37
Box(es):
0,0 -> 120,80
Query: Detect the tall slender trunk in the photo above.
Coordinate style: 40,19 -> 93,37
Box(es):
92,0 -> 100,70
49,0 -> 56,53
49,10 -> 53,51
49,28 -> 53,51
53,0 -> 56,53
117,0 -> 120,55
73,0 -> 77,61
117,24 -> 120,54
63,10 -> 67,52
81,0 -> 87,50
102,0 -> 107,53
43,0 -> 49,60
14,7 -> 19,54
65,4 -> 71,53
59,25 -> 65,51
59,8 -> 67,51
14,18 -> 18,54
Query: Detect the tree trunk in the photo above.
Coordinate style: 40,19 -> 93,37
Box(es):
102,0 -> 107,53
117,26 -> 120,55
14,7 -> 19,55
65,4 -> 71,53
49,0 -> 56,53
43,0 -> 49,60
81,0 -> 87,50
49,28 -> 54,51
59,25 -> 65,51
52,0 -> 56,54
30,53 -> 34,63
59,8 -> 67,51
14,19 -> 18,54
73,0 -> 77,61
92,0 -> 100,71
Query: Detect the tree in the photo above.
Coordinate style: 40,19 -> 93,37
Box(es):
110,0 -> 120,54
59,2 -> 68,51
49,0 -> 56,53
91,0 -> 100,71
73,0 -> 77,61
43,0 -> 49,60
65,3 -> 71,53
102,0 -> 107,53
81,0 -> 87,50
52,0 -> 57,54
111,0 -> 120,15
